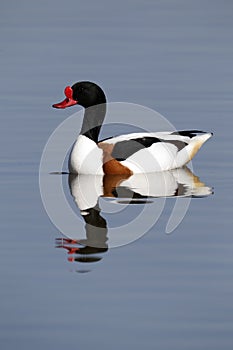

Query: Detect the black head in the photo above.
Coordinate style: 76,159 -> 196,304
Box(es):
53,81 -> 106,109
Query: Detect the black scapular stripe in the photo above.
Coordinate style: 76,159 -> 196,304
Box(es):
111,137 -> 187,160
171,130 -> 205,138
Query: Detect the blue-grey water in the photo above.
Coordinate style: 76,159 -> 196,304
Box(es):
1,1 -> 233,349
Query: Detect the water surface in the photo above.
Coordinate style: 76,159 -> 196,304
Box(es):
1,1 -> 233,349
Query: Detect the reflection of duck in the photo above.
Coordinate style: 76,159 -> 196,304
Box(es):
56,202 -> 108,267
56,167 -> 212,270
53,81 -> 212,175
69,167 -> 212,211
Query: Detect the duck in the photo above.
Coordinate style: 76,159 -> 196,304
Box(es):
53,81 -> 212,175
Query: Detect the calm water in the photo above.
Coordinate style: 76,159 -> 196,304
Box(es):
1,1 -> 233,349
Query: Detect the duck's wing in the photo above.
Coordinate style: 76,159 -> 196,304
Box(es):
109,135 -> 187,161
100,130 -> 203,160
99,130 -> 212,172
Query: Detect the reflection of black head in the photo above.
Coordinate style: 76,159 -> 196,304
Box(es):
82,206 -> 108,249
84,206 -> 107,228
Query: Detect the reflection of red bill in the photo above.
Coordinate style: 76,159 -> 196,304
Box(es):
52,86 -> 77,109
57,244 -> 79,255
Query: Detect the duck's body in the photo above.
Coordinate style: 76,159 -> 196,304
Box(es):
69,131 -> 212,175
53,81 -> 212,175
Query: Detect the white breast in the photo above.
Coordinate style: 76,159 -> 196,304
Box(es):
69,135 -> 104,175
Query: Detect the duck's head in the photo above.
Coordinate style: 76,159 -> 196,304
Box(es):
52,81 -> 106,109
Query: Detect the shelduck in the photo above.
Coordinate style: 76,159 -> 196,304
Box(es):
53,81 -> 212,175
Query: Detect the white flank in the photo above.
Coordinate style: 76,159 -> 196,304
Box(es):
121,142 -> 178,173
120,132 -> 212,173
